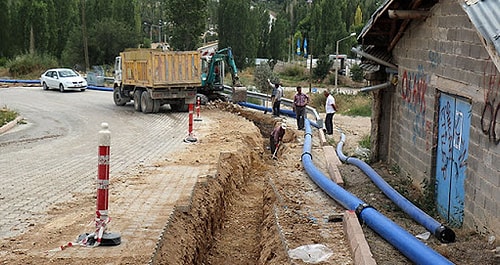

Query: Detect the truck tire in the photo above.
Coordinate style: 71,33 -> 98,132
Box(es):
170,100 -> 188,112
152,99 -> 161,113
113,87 -> 128,106
141,91 -> 154,113
133,90 -> 142,112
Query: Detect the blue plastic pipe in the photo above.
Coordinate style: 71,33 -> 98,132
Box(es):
237,102 -> 321,128
336,133 -> 455,243
88,85 -> 113,92
302,119 -> 454,265
0,79 -> 40,84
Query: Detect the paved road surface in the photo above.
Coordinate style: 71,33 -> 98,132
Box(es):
0,87 -> 193,239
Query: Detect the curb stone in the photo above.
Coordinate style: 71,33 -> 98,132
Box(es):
0,116 -> 23,134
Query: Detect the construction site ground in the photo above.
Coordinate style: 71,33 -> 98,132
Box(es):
0,102 -> 497,265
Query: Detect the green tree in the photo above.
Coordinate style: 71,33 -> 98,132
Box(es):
218,0 -> 258,68
51,0 -> 79,58
256,6 -> 270,58
269,13 -> 288,62
167,0 -> 206,50
0,0 -> 10,57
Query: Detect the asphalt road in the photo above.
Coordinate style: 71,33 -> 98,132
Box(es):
0,87 -> 190,239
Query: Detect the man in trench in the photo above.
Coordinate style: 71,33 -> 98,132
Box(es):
270,122 -> 286,159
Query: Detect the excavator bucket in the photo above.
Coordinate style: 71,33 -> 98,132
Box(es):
231,86 -> 247,103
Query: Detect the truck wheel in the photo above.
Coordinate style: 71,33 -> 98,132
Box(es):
152,99 -> 161,113
133,90 -> 142,111
113,88 -> 128,106
141,91 -> 154,113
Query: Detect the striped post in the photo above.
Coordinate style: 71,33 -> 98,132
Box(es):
96,122 -> 111,246
184,104 -> 197,142
194,96 -> 202,121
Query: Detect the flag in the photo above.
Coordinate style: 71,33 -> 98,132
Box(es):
303,38 -> 308,58
296,38 -> 301,55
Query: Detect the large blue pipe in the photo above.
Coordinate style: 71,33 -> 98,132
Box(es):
302,119 -> 454,265
237,101 -> 321,128
335,133 -> 455,243
88,85 -> 113,91
0,79 -> 40,84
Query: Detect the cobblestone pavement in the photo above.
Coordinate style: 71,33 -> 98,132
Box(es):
0,87 -> 199,240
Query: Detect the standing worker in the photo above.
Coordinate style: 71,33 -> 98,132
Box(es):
323,90 -> 337,135
270,122 -> 286,158
293,86 -> 309,130
268,79 -> 283,117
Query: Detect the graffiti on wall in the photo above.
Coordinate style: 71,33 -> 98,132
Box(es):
400,65 -> 433,150
481,61 -> 500,145
428,50 -> 442,69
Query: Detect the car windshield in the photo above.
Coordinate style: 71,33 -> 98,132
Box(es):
58,70 -> 78,78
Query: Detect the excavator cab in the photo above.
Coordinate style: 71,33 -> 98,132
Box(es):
199,47 -> 246,102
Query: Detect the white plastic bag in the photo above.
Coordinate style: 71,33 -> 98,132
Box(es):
288,244 -> 333,264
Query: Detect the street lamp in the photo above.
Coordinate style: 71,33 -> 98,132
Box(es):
335,32 -> 356,89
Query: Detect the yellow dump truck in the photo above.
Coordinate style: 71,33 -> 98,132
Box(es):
112,49 -> 201,113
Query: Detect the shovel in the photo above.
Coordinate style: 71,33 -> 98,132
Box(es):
272,141 -> 281,159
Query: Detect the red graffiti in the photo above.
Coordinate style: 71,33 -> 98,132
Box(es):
401,69 -> 427,113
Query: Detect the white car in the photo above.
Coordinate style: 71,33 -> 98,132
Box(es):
40,68 -> 87,92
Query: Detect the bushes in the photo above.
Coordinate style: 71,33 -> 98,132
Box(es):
350,63 -> 364,82
7,53 -> 58,78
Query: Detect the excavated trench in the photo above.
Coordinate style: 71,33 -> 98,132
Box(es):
149,107 -> 290,264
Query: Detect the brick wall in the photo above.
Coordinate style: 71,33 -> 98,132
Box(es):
388,0 -> 499,237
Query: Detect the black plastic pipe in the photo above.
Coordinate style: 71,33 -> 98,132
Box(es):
302,119 -> 454,265
336,133 -> 455,243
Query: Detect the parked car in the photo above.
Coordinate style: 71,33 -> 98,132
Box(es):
40,68 -> 87,92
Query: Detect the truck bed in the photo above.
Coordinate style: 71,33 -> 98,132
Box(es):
121,50 -> 202,88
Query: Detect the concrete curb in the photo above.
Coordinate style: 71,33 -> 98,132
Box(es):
0,116 -> 23,134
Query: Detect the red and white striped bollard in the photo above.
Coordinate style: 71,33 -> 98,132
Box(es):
194,96 -> 202,121
95,122 -> 111,246
184,104 -> 197,142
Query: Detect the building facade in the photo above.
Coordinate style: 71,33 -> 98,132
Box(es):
357,0 -> 499,238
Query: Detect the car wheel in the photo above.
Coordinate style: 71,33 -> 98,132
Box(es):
133,90 -> 142,112
140,91 -> 154,113
80,88 -> 86,92
59,84 -> 65,93
42,82 -> 49,90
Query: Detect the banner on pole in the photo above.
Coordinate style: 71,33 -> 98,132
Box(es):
296,38 -> 301,55
303,38 -> 308,58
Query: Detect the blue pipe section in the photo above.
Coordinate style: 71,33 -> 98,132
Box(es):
336,133 -> 455,243
302,119 -> 454,265
0,79 -> 40,84
237,101 -> 321,128
88,85 -> 113,92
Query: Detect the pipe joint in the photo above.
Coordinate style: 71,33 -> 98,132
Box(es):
355,203 -> 374,218
435,225 -> 456,243
301,152 -> 312,161
304,132 -> 313,138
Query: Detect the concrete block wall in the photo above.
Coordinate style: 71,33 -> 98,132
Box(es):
388,0 -> 499,237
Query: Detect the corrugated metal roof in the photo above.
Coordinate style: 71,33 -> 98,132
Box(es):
462,0 -> 500,55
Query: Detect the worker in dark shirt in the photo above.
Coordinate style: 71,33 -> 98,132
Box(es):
270,122 -> 286,158
293,86 -> 309,130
